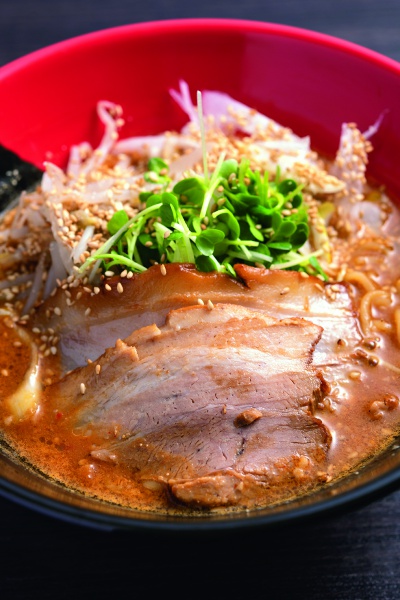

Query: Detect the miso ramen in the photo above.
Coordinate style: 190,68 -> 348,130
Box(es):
0,83 -> 399,514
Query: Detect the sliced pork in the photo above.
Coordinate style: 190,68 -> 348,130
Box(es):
46,303 -> 331,510
32,263 -> 361,372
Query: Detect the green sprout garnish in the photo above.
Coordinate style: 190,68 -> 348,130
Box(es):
80,156 -> 327,279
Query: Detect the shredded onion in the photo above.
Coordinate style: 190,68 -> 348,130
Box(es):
22,252 -> 46,315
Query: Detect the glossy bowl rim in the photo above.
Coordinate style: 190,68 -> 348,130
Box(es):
1,18 -> 400,79
1,18 -> 400,532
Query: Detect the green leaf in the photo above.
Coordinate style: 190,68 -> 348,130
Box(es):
279,220 -> 297,238
269,242 -> 292,252
245,214 -> 264,241
219,159 -> 238,179
195,254 -> 221,272
144,157 -> 170,184
173,177 -> 205,195
291,193 -> 303,208
271,211 -> 282,232
146,193 -> 163,208
162,192 -> 180,211
195,229 -> 225,256
213,208 -> 241,239
148,157 -> 168,173
107,210 -> 129,235
160,203 -> 177,226
290,223 -> 309,248
278,178 -> 298,195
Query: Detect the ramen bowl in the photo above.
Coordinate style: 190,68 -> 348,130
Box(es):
0,19 -> 400,532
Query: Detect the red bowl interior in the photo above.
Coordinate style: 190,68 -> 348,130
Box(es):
0,19 -> 400,198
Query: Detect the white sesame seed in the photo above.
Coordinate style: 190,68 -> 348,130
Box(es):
80,383 -> 86,394
117,282 -> 123,294
54,307 -> 62,316
160,264 -> 167,276
95,364 -> 101,375
105,270 -> 114,277
207,299 -> 214,310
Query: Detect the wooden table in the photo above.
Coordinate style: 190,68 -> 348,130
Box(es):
1,2 -> 400,598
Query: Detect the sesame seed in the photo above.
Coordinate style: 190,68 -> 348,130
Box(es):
349,370 -> 361,380
54,307 -> 62,316
85,308 -> 91,316
160,264 -> 167,276
105,284 -> 112,291
80,383 -> 86,394
207,299 -> 214,310
117,282 -> 123,293
95,364 -> 101,375
93,287 -> 100,294
120,270 -> 127,278
105,270 -> 114,277
50,346 -> 58,355
197,298 -> 205,305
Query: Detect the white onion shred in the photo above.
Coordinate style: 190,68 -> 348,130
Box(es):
71,225 -> 95,264
22,252 -> 46,315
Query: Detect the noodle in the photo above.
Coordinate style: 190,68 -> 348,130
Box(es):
394,307 -> 400,346
359,289 -> 392,335
343,269 -> 376,292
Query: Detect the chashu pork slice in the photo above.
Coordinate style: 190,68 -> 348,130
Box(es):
32,263 -> 361,373
46,303 -> 331,510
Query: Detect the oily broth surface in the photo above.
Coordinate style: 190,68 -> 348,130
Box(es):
1,199 -> 400,515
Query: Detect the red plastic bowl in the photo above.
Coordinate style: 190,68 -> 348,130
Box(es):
1,19 -> 400,531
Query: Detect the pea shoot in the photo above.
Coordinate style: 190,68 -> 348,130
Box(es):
80,155 -> 327,280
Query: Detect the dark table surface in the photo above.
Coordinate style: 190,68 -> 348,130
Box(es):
1,1 -> 400,598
